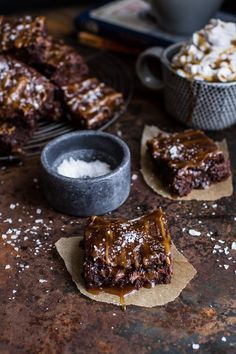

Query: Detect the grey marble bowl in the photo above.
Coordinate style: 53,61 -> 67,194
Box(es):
40,131 -> 131,216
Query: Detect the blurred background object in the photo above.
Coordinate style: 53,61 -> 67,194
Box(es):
0,0 -> 235,13
0,0 -> 94,13
148,0 -> 224,35
1,0 -> 236,53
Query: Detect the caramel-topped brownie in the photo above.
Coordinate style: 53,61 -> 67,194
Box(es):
0,16 -> 88,86
147,130 -> 231,197
0,55 -> 61,125
27,37 -> 89,85
0,118 -> 36,155
82,209 -> 172,294
62,78 -> 124,129
0,15 -> 46,52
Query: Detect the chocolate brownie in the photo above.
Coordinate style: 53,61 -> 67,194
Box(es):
147,130 -> 231,197
82,209 -> 172,294
0,16 -> 88,86
0,118 -> 36,155
62,78 -> 124,129
25,37 -> 89,85
0,15 -> 46,52
0,54 -> 62,125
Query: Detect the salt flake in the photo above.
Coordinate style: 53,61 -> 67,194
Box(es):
189,229 -> 201,237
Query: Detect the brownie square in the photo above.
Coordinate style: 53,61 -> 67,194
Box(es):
61,77 -> 125,129
0,118 -> 36,155
82,209 -> 172,292
0,15 -> 46,53
0,54 -> 62,125
147,130 -> 231,197
29,37 -> 89,86
0,16 -> 88,86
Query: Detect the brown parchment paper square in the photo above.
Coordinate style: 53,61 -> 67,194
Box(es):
55,236 -> 197,308
141,125 -> 233,201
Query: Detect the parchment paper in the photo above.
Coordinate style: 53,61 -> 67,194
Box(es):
56,236 -> 197,308
141,125 -> 233,201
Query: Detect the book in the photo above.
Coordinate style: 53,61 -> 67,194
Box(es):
75,0 -> 236,49
78,31 -> 140,54
75,0 -> 187,49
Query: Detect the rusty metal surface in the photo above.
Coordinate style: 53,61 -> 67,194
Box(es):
0,8 -> 236,354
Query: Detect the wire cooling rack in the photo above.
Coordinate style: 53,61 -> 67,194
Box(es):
0,47 -> 133,161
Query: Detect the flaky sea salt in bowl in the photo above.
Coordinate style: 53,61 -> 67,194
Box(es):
40,131 -> 131,216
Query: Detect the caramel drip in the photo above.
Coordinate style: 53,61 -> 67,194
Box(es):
120,293 -> 126,311
158,208 -> 171,258
63,77 -> 124,125
148,130 -> 219,170
85,210 -> 172,269
105,230 -> 113,265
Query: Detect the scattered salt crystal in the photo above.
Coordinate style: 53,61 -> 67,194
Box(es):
39,279 -> 47,283
33,178 -> 38,183
169,146 -> 179,159
231,241 -> 236,250
36,208 -> 42,214
214,245 -> 221,249
221,336 -> 227,342
10,204 -> 16,209
5,265 -> 11,269
57,157 -> 111,179
224,264 -> 229,270
192,343 -> 200,350
12,289 -> 17,294
132,174 -> 138,181
35,219 -> 43,224
224,247 -> 229,255
4,218 -> 12,224
117,130 -> 122,137
212,204 -> 218,208
218,240 -> 225,244
189,229 -> 201,237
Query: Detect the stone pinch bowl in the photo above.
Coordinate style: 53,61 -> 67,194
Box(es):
40,131 -> 131,217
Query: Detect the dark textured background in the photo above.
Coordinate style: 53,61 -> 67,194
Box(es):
0,5 -> 235,354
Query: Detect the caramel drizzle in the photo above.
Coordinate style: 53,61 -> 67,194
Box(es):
149,130 -> 219,169
158,208 -> 171,265
105,229 -> 113,265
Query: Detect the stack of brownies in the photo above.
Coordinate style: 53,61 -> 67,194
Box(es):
0,15 -> 124,155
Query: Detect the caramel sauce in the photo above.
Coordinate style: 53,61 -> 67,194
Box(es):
88,283 -> 155,310
86,209 -> 171,269
147,130 -> 219,170
63,78 -> 124,125
88,285 -> 138,310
